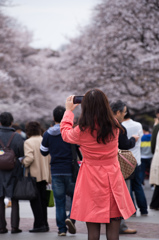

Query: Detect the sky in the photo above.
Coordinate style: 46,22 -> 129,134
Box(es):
2,0 -> 99,50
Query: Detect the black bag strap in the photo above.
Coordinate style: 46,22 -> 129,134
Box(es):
24,168 -> 31,177
0,132 -> 16,148
71,144 -> 77,160
71,144 -> 83,161
6,132 -> 16,147
0,138 -> 4,148
76,145 -> 82,160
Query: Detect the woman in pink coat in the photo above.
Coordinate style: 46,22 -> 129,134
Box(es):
60,89 -> 136,240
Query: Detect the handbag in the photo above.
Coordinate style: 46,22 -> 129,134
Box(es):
0,133 -> 16,171
46,186 -> 54,207
118,149 -> 137,179
13,172 -> 38,200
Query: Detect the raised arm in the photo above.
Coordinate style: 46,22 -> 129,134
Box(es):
60,110 -> 81,145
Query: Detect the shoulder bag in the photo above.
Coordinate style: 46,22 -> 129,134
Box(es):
118,149 -> 137,179
13,170 -> 38,200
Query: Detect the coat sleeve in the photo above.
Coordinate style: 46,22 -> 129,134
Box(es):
60,110 -> 81,145
151,124 -> 159,154
119,126 -> 136,150
12,133 -> 24,159
23,140 -> 34,167
40,132 -> 50,156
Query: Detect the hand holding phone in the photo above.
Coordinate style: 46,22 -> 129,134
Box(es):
66,95 -> 78,111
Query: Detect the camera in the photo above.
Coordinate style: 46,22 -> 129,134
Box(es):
73,96 -> 84,104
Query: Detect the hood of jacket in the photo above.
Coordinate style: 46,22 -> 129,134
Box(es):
47,124 -> 61,136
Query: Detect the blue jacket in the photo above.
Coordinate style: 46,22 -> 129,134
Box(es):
40,124 -> 72,175
141,134 -> 153,159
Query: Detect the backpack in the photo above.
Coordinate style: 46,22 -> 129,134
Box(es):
0,132 -> 16,171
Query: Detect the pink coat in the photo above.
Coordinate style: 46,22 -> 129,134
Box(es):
61,110 -> 136,223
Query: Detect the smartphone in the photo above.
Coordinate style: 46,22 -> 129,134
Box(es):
73,96 -> 84,104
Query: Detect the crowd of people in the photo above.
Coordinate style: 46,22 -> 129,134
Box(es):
0,89 -> 158,240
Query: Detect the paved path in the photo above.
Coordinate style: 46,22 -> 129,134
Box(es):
4,180 -> 159,240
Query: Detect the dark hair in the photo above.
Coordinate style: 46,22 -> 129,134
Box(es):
142,124 -> 149,132
25,121 -> 42,138
110,100 -> 126,115
155,108 -> 159,115
78,89 -> 122,144
124,107 -> 131,120
12,124 -> 21,131
0,112 -> 14,127
53,106 -> 65,123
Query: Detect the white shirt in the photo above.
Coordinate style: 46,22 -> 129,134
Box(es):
122,119 -> 143,165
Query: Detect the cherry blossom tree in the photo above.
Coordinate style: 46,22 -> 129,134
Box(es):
51,0 -> 159,115
0,0 -> 159,123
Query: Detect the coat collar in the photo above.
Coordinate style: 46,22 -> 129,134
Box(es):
0,126 -> 15,132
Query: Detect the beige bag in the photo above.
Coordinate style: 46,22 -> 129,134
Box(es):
118,149 -> 137,179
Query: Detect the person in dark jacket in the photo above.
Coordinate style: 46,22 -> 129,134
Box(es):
151,108 -> 159,154
110,100 -> 139,234
0,112 -> 24,234
40,106 -> 76,236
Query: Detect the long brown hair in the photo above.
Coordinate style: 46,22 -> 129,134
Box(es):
79,89 -> 122,144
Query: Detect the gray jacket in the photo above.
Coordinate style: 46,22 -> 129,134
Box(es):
0,126 -> 24,198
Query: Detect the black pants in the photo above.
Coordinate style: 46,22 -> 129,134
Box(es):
0,197 -> 19,229
30,180 -> 48,228
150,185 -> 159,209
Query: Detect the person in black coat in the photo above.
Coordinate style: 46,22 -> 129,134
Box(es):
0,112 -> 24,234
110,100 -> 139,234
